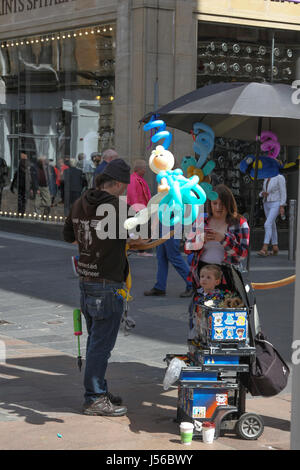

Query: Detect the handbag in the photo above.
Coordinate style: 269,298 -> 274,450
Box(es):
242,305 -> 290,397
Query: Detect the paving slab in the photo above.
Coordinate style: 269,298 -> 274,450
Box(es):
0,335 -> 291,451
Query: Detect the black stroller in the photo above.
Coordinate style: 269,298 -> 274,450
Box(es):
164,264 -> 265,441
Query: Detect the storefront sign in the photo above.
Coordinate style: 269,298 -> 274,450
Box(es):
0,0 -> 76,17
269,0 -> 300,3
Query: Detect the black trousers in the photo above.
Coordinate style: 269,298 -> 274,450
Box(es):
17,191 -> 26,214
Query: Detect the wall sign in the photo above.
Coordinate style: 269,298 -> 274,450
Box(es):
0,0 -> 76,17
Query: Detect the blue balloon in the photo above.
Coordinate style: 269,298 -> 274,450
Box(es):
156,169 -> 206,226
143,118 -> 172,149
240,155 -> 282,179
193,123 -> 215,168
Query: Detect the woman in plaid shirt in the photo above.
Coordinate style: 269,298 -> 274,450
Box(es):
185,184 -> 250,290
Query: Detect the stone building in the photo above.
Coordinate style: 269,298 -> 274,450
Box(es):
0,0 -> 299,223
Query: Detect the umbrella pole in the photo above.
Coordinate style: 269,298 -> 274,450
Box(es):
247,117 -> 263,272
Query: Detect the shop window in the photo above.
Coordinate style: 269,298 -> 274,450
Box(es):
0,24 -> 115,221
197,22 -> 294,228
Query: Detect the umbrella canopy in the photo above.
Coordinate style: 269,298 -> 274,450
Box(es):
143,82 -> 300,146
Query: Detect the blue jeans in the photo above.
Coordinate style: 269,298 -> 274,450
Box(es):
154,237 -> 192,292
79,280 -> 124,403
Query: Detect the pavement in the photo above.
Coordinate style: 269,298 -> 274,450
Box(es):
0,229 -> 296,451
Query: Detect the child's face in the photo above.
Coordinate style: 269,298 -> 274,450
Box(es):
200,269 -> 220,292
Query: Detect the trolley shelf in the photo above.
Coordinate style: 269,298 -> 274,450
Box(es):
180,380 -> 239,390
201,364 -> 249,372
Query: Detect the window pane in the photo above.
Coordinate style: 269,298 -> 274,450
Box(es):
0,24 -> 115,221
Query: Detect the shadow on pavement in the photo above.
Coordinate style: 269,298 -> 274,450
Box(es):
259,414 -> 290,432
0,356 -> 178,435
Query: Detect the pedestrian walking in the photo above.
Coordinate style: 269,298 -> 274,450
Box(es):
127,159 -> 151,209
48,159 -> 59,206
57,158 -> 69,203
10,152 -> 34,215
63,158 -> 88,215
144,232 -> 193,297
0,156 -> 8,210
257,174 -> 287,256
76,153 -> 85,171
93,149 -> 118,187
34,157 -> 52,217
83,154 -> 95,189
127,159 -> 152,257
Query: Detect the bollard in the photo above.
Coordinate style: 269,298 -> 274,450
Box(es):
289,199 -> 297,262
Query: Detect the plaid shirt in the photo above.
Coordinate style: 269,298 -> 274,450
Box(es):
185,215 -> 250,288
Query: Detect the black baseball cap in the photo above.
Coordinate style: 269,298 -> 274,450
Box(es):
102,158 -> 131,184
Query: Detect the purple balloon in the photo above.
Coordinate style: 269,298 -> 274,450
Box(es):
260,131 -> 281,159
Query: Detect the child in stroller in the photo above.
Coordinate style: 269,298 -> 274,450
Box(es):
188,263 -> 245,353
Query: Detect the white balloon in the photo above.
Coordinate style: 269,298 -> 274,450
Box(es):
124,192 -> 166,230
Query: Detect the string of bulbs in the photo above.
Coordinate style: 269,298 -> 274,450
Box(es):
0,24 -> 114,49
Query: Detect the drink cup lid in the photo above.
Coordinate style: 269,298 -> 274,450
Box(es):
202,422 -> 215,428
180,422 -> 194,430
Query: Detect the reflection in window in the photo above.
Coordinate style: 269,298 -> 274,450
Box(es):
0,24 -> 115,220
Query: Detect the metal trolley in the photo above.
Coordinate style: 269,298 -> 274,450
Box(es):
164,265 -> 264,441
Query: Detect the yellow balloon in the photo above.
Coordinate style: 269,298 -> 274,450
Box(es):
187,166 -> 204,181
252,160 -> 263,170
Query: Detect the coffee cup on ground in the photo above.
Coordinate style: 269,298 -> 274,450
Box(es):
202,422 -> 215,444
180,421 -> 194,445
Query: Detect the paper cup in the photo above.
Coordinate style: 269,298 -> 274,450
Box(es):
180,421 -> 194,445
202,422 -> 215,444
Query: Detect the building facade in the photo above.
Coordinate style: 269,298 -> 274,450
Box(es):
0,0 -> 299,224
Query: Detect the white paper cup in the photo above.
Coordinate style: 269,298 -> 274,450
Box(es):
202,422 -> 215,444
180,422 -> 194,445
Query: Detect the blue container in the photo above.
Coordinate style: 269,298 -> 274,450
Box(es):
178,384 -> 229,419
204,355 -> 239,365
180,368 -> 218,381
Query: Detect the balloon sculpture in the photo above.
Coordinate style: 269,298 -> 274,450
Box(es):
260,131 -> 281,160
281,155 -> 300,175
239,131 -> 282,179
181,123 -> 218,201
124,118 -> 206,230
239,155 -> 282,179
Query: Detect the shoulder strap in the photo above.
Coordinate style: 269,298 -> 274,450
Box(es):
253,304 -> 262,336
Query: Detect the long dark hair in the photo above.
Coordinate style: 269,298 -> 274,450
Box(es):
207,184 -> 241,225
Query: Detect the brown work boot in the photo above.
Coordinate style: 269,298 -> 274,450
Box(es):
82,394 -> 127,416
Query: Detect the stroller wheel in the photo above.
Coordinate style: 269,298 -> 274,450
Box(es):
236,413 -> 264,440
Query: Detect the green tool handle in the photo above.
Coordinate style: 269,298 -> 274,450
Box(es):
73,309 -> 82,336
